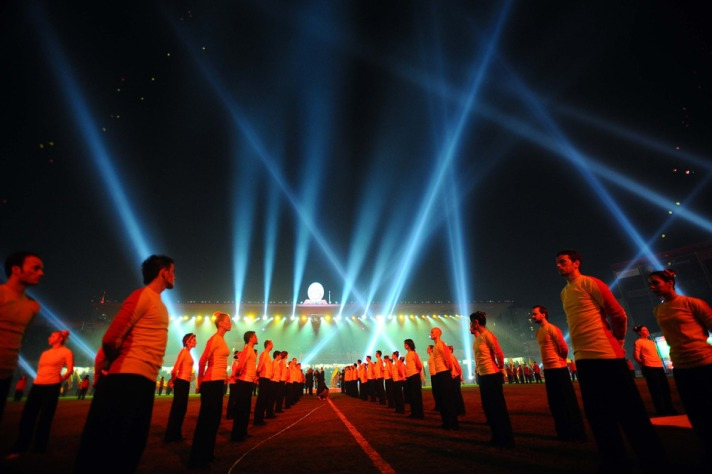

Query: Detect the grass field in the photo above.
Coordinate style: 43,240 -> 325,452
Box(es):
0,379 -> 703,473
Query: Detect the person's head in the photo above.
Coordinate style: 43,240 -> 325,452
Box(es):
469,311 -> 487,334
648,269 -> 677,298
273,350 -> 281,359
633,325 -> 650,338
264,339 -> 273,350
4,251 -> 44,286
427,344 -> 434,355
141,255 -> 175,288
531,306 -> 548,324
429,327 -> 442,341
182,333 -> 197,349
376,350 -> 382,358
357,359 -> 362,364
49,330 -> 70,346
555,250 -> 582,279
393,350 -> 399,358
404,339 -> 415,351
281,351 -> 288,359
448,345 -> 454,353
214,311 -> 231,331
244,330 -> 257,344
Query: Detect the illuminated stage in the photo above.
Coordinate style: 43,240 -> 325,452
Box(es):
89,299 -> 515,372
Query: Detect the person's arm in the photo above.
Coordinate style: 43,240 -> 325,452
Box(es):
102,290 -> 142,361
633,340 -> 644,365
234,347 -> 249,376
489,333 -> 505,370
593,278 -> 627,343
256,350 -> 266,375
691,298 -> 712,332
60,349 -> 75,383
171,349 -> 184,381
415,353 -> 423,373
551,325 -> 570,359
197,337 -> 215,390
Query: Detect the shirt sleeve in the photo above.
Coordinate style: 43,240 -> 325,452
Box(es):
198,336 -> 216,378
692,298 -> 712,332
593,278 -> 627,340
551,325 -> 569,359
633,340 -> 643,365
487,332 -> 504,368
102,289 -> 141,361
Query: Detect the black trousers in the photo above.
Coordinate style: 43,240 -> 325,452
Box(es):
393,380 -> 405,414
543,367 -> 586,440
226,382 -> 238,419
0,377 -> 11,426
164,378 -> 190,441
434,371 -> 457,429
406,374 -> 424,417
231,379 -> 253,440
254,377 -> 274,421
76,374 -> 156,473
189,380 -> 224,467
674,363 -> 712,450
641,366 -> 676,416
479,372 -> 514,447
12,383 -> 61,453
577,358 -> 666,470
275,381 -> 286,411
385,379 -> 395,408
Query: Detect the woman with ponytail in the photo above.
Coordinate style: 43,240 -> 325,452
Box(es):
164,333 -> 197,442
649,268 -> 712,454
6,330 -> 73,458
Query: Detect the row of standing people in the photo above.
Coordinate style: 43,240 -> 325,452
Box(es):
341,324 -> 512,447
177,312 -> 309,469
341,343 -> 428,418
2,249 -> 711,471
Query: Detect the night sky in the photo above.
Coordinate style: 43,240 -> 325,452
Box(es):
2,0 -> 711,328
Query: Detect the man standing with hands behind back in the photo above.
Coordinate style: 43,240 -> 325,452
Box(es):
531,305 -> 586,442
0,252 -> 44,427
76,255 -> 175,473
556,249 -> 666,471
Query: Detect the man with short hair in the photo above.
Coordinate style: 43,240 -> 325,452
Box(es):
366,355 -> 377,401
374,350 -> 386,405
470,311 -> 514,448
556,249 -> 667,470
76,255 -> 175,473
232,331 -> 257,441
531,305 -> 586,441
0,252 -> 44,426
430,327 -> 457,429
253,339 -> 274,425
